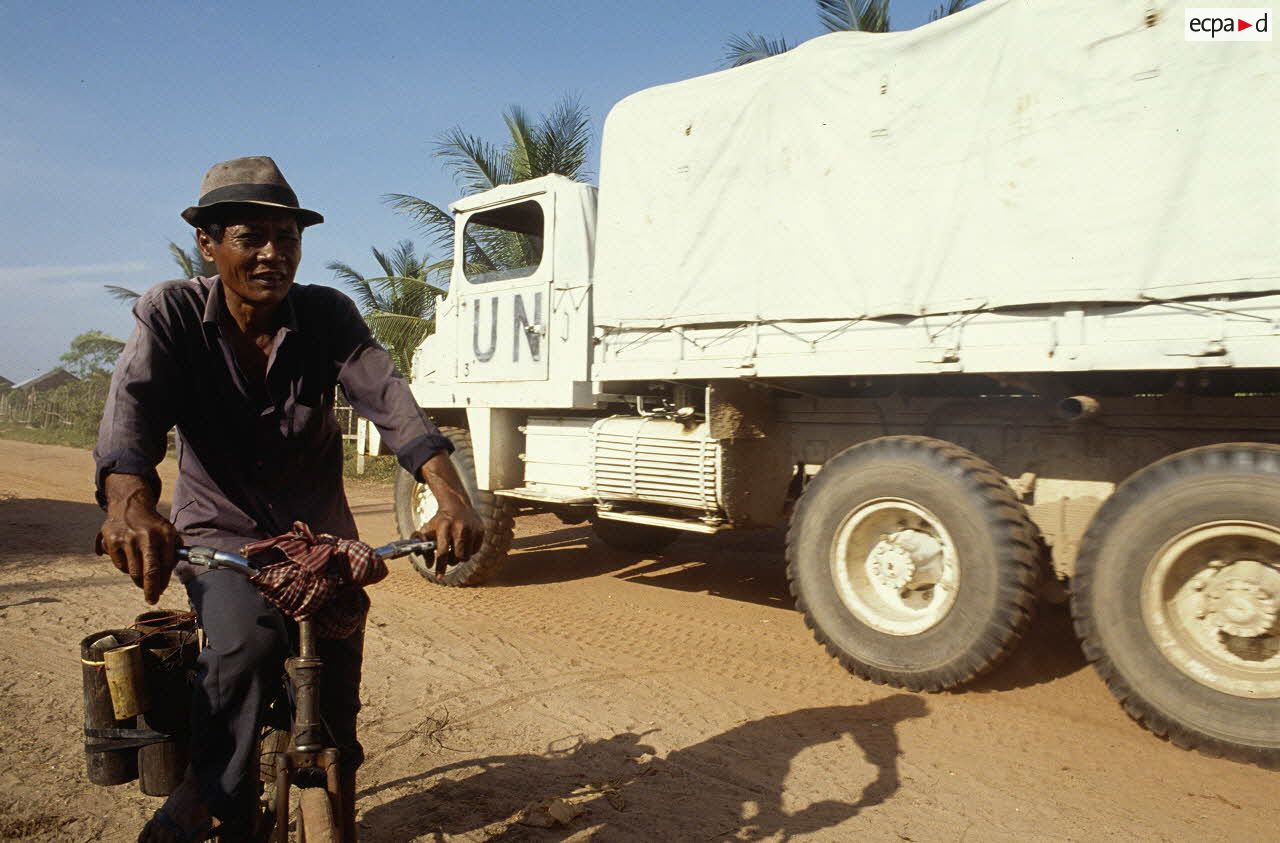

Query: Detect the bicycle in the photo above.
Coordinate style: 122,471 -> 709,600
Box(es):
178,537 -> 434,843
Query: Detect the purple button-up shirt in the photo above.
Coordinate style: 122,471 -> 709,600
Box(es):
94,276 -> 451,554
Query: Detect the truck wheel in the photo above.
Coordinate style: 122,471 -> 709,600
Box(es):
394,426 -> 515,587
786,436 -> 1040,691
591,517 -> 679,554
1071,443 -> 1280,767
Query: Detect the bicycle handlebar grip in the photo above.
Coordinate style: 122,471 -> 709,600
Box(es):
176,546 -> 257,576
373,539 -> 436,560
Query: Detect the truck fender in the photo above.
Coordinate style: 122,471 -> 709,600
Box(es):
464,407 -> 524,491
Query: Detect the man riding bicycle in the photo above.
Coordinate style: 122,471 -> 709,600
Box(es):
94,156 -> 484,842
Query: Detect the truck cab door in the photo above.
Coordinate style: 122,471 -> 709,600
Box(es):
454,194 -> 553,383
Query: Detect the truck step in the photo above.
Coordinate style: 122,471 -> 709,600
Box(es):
595,509 -> 727,535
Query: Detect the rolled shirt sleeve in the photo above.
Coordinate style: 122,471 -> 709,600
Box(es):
327,291 -> 453,479
93,299 -> 180,507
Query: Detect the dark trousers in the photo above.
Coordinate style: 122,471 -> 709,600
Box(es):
184,570 -> 365,830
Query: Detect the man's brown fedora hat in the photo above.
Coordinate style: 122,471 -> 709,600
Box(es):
181,156 -> 324,228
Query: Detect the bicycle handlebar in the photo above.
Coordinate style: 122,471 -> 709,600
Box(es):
177,546 -> 258,575
177,538 -> 436,576
371,538 -> 438,561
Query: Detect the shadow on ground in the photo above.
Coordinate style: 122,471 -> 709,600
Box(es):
497,522 -> 792,609
496,519 -> 1086,689
968,602 -> 1087,691
0,497 -> 107,566
359,695 -> 928,842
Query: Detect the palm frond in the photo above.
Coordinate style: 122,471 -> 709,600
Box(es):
168,241 -> 196,278
325,260 -> 382,313
389,240 -> 423,279
372,273 -> 447,298
325,260 -> 365,285
363,310 -> 435,374
382,194 -> 457,256
536,95 -> 592,180
365,311 -> 436,329
504,105 -> 536,182
370,246 -> 395,280
723,32 -> 793,67
928,0 -> 970,22
105,284 -> 142,302
817,0 -> 890,33
168,237 -> 214,277
384,193 -> 501,273
423,258 -> 452,276
433,126 -> 512,194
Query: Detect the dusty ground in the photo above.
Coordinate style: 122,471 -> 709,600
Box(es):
0,438 -> 1275,842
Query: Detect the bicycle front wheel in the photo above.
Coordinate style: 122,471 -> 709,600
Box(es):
297,788 -> 336,843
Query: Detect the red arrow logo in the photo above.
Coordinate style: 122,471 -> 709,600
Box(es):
1239,18 -> 1253,30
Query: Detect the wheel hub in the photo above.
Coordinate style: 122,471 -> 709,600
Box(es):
867,540 -> 915,590
867,529 -> 944,593
1193,560 -> 1280,639
1143,522 -> 1280,698
832,500 -> 959,636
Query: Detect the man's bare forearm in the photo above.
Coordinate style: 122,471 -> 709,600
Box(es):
418,451 -> 472,507
104,472 -> 158,514
414,451 -> 485,559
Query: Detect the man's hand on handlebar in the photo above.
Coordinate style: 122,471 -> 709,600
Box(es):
98,473 -> 179,605
411,451 -> 485,561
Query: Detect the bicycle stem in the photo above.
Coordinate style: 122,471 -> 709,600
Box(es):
288,619 -> 326,753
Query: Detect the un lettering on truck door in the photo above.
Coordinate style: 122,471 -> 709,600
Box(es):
459,286 -> 549,381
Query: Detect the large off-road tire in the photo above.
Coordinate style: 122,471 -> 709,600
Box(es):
394,426 -> 515,587
787,436 -> 1040,691
297,787 -> 336,843
1071,443 -> 1280,768
591,517 -> 680,554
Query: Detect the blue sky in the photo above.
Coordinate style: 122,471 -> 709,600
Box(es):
0,0 -> 958,381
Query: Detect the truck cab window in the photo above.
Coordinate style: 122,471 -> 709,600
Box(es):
462,200 -> 544,284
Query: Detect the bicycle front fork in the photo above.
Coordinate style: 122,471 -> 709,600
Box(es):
272,619 -> 352,842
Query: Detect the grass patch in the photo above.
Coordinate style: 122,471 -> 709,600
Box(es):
1,426 -> 399,487
342,442 -> 399,485
0,424 -> 97,449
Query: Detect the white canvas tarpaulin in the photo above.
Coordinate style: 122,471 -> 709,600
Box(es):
591,0 -> 1280,329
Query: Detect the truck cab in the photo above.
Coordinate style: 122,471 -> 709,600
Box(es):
410,174 -> 598,415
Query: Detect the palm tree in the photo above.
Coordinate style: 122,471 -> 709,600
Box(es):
384,95 -> 592,277
326,240 -> 447,375
167,238 -> 216,279
105,237 -> 215,303
724,0 -> 973,67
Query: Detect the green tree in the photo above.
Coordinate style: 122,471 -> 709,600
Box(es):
326,241 -> 447,375
59,330 -> 126,377
724,0 -> 974,67
384,95 -> 592,275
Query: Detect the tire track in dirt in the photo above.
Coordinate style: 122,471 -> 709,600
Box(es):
375,571 -> 861,706
368,551 -> 1280,842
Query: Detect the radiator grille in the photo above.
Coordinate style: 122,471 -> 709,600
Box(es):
591,428 -> 720,513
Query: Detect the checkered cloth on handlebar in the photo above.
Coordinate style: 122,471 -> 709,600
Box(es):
240,522 -> 388,639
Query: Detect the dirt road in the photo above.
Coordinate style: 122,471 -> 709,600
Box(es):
0,438 -> 1275,842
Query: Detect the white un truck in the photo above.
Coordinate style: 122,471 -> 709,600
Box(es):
388,1 -> 1280,765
